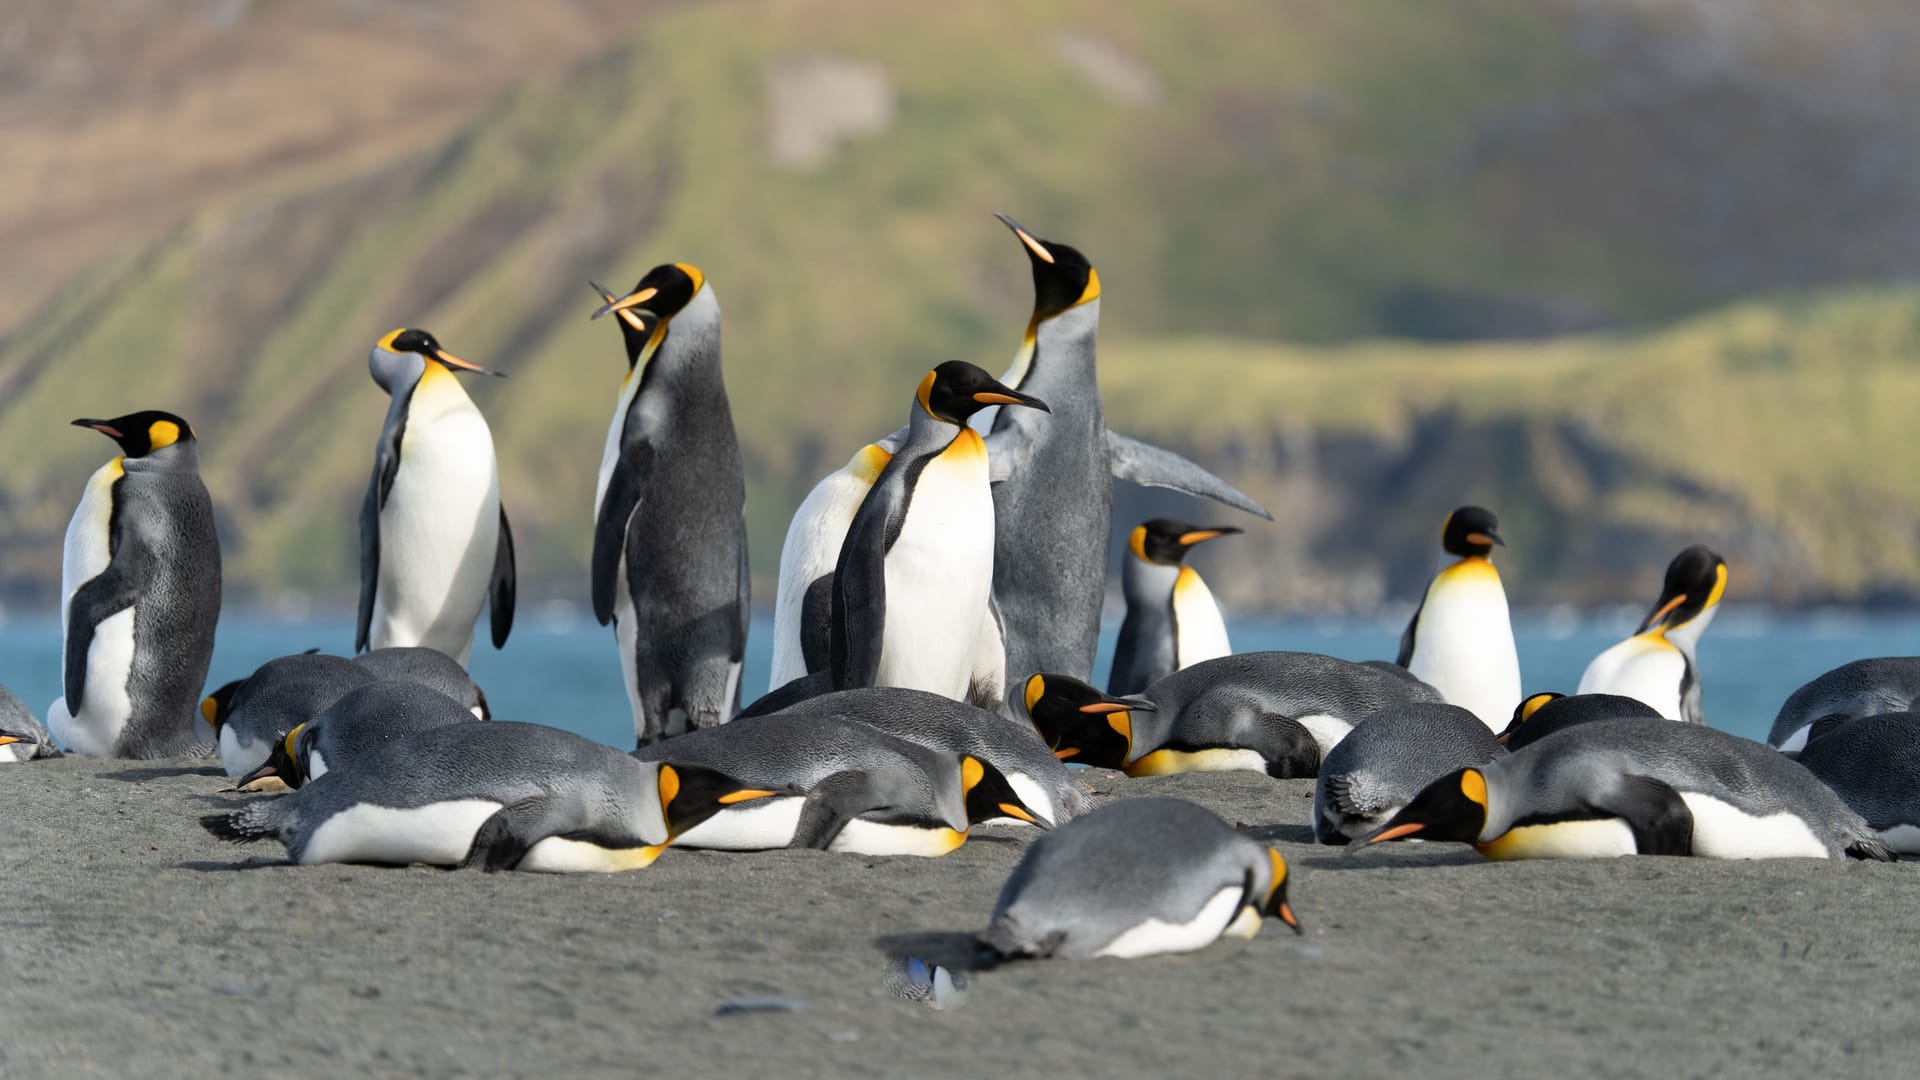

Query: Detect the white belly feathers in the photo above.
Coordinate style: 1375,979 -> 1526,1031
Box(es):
52,458 -> 135,756
1407,560 -> 1521,730
876,433 -> 994,699
1578,635 -> 1687,720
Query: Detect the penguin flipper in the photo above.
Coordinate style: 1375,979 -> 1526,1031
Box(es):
791,770 -> 881,849
799,572 -> 835,674
828,481 -> 893,691
490,504 -> 516,649
1104,431 -> 1273,520
355,471 -> 381,654
1394,593 -> 1425,668
461,796 -> 550,872
63,542 -> 155,712
591,442 -> 653,626
1604,775 -> 1695,856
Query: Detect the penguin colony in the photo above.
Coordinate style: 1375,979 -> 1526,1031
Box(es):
6,214 -> 1915,972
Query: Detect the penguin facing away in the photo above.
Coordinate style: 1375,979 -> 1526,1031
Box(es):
357,329 -> 515,667
830,361 -> 1047,700
981,798 -> 1299,961
1494,691 -> 1661,751
589,267 -> 749,745
1313,701 -> 1503,845
1767,657 -> 1920,753
1109,519 -> 1240,695
202,722 -> 769,872
1396,506 -> 1521,731
985,214 -> 1270,688
51,412 -> 222,759
1794,713 -> 1920,853
1349,718 -> 1894,861
1577,545 -> 1727,724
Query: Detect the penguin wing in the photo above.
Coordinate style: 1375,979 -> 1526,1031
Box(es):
828,472 -> 901,691
590,440 -> 653,626
1104,431 -> 1273,520
1394,592 -> 1425,668
356,398 -> 411,653
63,535 -> 156,712
490,504 -> 516,649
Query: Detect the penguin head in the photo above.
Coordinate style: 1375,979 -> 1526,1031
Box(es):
200,679 -> 244,736
590,262 -> 707,337
1129,519 -> 1242,566
654,762 -> 781,839
1440,506 -> 1504,558
1638,545 -> 1728,636
957,754 -> 1047,828
916,361 -> 1049,425
1495,691 -> 1562,746
370,328 -> 504,389
1261,847 -> 1303,935
231,722 -> 311,793
0,727 -> 55,759
1347,767 -> 1490,851
994,213 -> 1100,322
70,411 -> 197,459
587,279 -> 662,371
1021,673 -> 1154,769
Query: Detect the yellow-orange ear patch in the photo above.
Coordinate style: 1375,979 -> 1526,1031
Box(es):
1460,769 -> 1488,807
147,421 -> 181,450
961,756 -> 985,793
1024,675 -> 1046,713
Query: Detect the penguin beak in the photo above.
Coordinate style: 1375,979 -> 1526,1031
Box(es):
1078,695 -> 1156,715
588,279 -> 620,304
1347,821 -> 1425,851
431,348 -> 505,378
1639,591 -> 1688,634
1467,531 -> 1505,547
70,418 -> 123,438
993,212 -> 1055,264
591,286 -> 658,322
970,384 -> 1050,413
1177,527 -> 1241,546
0,735 -> 21,747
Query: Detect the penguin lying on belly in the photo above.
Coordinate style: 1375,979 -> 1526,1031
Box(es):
1348,718 -> 1894,861
1022,653 -> 1443,779
0,684 -> 59,762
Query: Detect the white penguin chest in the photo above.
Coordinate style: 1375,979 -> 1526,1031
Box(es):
1408,560 -> 1520,730
1171,568 -> 1231,668
61,459 -> 121,624
878,433 -> 994,696
53,460 -> 138,755
594,372 -> 645,517
1577,635 -> 1686,720
1094,885 -> 1249,959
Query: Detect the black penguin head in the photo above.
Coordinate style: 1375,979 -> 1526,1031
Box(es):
70,411 -> 197,459
995,213 -> 1100,322
1348,767 -> 1490,852
591,262 -> 706,330
0,727 -> 51,756
587,279 -> 662,370
1261,847 -> 1303,935
200,679 -> 244,736
958,755 -> 1045,827
1440,506 -> 1504,558
655,762 -> 781,839
1637,545 -> 1728,635
372,328 -> 504,378
1020,673 -> 1153,769
1129,519 -> 1242,566
1496,691 -> 1563,746
916,361 -> 1049,425
231,722 -> 311,792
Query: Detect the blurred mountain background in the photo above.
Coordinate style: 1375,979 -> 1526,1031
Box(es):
3,0 -> 1920,615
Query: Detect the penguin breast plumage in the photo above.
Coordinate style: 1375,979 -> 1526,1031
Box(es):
1577,634 -> 1688,720
877,429 -> 995,697
1405,558 -> 1521,731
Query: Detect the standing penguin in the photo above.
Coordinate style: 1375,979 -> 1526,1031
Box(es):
1109,519 -> 1239,695
588,266 -> 748,745
985,214 -> 1270,686
1396,506 -> 1521,731
1577,545 -> 1726,724
357,329 -> 515,666
831,362 -> 1047,699
49,413 -> 221,759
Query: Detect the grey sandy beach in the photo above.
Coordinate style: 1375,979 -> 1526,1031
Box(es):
4,758 -> 1917,1079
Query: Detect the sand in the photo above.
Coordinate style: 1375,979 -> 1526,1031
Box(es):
4,758 -> 1918,1079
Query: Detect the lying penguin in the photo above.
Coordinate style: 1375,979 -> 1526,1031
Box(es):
743,687 -> 1092,827
1022,652 -> 1442,779
1494,692 -> 1661,751
1768,657 -> 1920,754
0,683 -> 58,761
201,722 -> 764,872
1794,713 -> 1920,854
979,798 -> 1299,960
1313,702 -> 1503,845
635,713 -> 1047,856
1348,718 -> 1893,861
232,680 -> 486,791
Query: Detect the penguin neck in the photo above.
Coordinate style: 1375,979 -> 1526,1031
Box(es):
1655,605 -> 1718,654
1122,554 -> 1182,609
646,290 -> 724,387
902,403 -> 967,457
123,441 -> 200,474
1013,299 -> 1099,395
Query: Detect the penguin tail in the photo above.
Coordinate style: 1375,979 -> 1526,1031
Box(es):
1846,834 -> 1899,863
200,801 -> 284,844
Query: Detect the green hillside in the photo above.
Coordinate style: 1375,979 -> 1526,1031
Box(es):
1,0 -> 1916,610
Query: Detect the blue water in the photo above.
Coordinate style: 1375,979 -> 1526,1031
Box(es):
1,607 -> 1912,747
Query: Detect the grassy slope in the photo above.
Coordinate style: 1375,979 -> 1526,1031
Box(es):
0,0 -> 1911,607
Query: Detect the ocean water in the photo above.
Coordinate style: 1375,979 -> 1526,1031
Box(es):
0,607 -> 1912,749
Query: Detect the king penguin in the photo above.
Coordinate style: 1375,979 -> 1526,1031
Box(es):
589,266 -> 748,745
1576,545 -> 1727,723
1794,713 -> 1920,853
1395,505 -> 1521,731
1767,657 -> 1920,754
979,798 -> 1299,961
201,652 -> 375,778
1109,519 -> 1239,695
830,361 -> 1047,699
357,329 -> 515,666
0,683 -> 58,762
50,412 -> 221,758
1349,718 -> 1893,861
202,721 -> 765,872
233,679 -> 486,791
1312,702 -> 1503,844
1494,691 -> 1660,751
984,214 -> 1270,687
